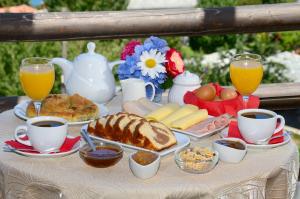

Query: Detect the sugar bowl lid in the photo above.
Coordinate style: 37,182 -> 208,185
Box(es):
173,71 -> 201,85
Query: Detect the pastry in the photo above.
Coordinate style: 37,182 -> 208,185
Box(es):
26,94 -> 99,122
88,113 -> 177,151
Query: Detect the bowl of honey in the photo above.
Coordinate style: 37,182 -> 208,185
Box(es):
79,141 -> 123,168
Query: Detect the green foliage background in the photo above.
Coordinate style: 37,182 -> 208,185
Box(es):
0,0 -> 298,96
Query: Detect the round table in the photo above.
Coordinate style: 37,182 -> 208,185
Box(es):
0,96 -> 298,199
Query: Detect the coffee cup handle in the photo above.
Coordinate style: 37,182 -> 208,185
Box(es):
14,125 -> 32,146
274,115 -> 285,134
145,82 -> 156,101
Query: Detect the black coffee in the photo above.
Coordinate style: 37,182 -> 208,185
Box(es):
32,120 -> 64,127
242,112 -> 273,119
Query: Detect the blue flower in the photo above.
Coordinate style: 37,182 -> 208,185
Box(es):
117,55 -> 140,80
144,36 -> 169,53
133,44 -> 143,58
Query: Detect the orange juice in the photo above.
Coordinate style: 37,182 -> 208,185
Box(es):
20,66 -> 55,100
230,60 -> 263,96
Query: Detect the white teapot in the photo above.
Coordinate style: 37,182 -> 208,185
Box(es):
168,71 -> 201,105
52,42 -> 123,104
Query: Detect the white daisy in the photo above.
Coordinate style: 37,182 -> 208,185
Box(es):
137,49 -> 166,79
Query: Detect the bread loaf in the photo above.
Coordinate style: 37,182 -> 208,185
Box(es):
87,113 -> 177,151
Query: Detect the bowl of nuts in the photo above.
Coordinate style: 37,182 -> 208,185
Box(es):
174,146 -> 219,174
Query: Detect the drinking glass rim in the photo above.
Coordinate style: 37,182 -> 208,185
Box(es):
231,53 -> 262,62
21,57 -> 52,66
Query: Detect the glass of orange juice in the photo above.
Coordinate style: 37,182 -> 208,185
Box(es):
20,57 -> 55,116
230,53 -> 263,108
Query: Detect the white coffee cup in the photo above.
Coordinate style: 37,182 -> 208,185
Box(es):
120,78 -> 156,102
237,109 -> 285,144
14,116 -> 68,153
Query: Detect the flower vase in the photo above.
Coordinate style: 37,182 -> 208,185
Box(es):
146,86 -> 163,103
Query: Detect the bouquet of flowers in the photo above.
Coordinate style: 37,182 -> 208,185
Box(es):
118,36 -> 185,102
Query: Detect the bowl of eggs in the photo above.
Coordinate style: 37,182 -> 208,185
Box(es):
183,83 -> 241,116
194,84 -> 238,102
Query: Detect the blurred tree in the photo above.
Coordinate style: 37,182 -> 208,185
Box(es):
0,0 -> 28,7
45,0 -> 127,11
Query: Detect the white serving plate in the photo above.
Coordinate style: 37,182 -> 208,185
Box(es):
171,115 -> 229,140
219,127 -> 291,149
14,100 -> 109,126
146,103 -> 229,140
81,124 -> 190,157
5,135 -> 80,158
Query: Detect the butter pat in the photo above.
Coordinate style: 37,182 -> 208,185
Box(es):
171,109 -> 208,130
146,103 -> 180,121
161,104 -> 198,127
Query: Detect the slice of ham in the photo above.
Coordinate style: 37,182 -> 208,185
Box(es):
185,115 -> 229,135
122,101 -> 151,116
138,98 -> 160,111
122,98 -> 160,116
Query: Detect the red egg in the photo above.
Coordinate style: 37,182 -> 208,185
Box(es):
195,85 -> 216,101
220,88 -> 238,100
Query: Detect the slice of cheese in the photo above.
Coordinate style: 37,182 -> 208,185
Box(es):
161,104 -> 198,127
145,103 -> 180,121
171,109 -> 208,130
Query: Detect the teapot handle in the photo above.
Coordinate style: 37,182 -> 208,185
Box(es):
109,60 -> 125,70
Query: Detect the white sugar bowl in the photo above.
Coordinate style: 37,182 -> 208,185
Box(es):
168,71 -> 201,105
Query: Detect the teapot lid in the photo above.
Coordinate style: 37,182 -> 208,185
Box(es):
74,42 -> 107,66
173,71 -> 201,85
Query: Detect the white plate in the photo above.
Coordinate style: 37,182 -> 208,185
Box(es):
219,127 -> 291,149
5,135 -> 81,158
14,100 -> 109,125
171,115 -> 230,140
81,124 -> 190,157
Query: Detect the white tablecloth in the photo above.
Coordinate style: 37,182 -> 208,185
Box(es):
0,95 -> 298,199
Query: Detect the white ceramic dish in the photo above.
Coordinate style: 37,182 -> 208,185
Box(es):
81,124 -> 190,157
219,127 -> 291,149
4,135 -> 80,158
14,100 -> 109,125
129,152 -> 160,179
213,138 -> 247,163
171,115 -> 229,140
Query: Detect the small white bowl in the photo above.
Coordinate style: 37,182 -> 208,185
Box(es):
129,151 -> 160,179
213,138 -> 247,163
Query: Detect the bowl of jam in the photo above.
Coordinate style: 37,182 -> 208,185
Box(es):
79,141 -> 123,168
213,138 -> 247,163
129,150 -> 160,179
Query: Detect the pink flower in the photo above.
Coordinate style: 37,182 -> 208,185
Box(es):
165,48 -> 185,77
120,40 -> 142,60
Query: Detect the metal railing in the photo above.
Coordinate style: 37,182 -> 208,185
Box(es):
0,3 -> 299,41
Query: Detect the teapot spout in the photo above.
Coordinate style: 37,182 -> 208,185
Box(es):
108,60 -> 125,70
51,58 -> 73,82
